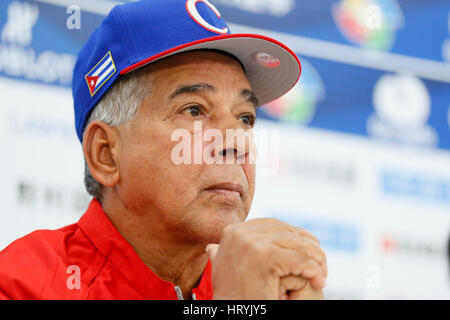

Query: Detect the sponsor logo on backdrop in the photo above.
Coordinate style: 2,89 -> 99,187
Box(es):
381,170 -> 450,205
0,1 -> 75,85
260,59 -> 325,125
270,215 -> 360,253
275,148 -> 356,188
17,179 -> 90,214
442,12 -> 450,62
448,105 -> 450,129
212,0 -> 295,17
281,156 -> 356,188
332,0 -> 404,51
381,233 -> 443,258
9,112 -> 75,139
367,74 -> 438,147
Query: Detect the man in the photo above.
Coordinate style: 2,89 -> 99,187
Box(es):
0,0 -> 327,300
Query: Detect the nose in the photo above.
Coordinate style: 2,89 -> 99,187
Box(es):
205,112 -> 256,165
213,145 -> 243,165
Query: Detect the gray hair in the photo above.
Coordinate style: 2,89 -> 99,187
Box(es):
82,67 -> 151,200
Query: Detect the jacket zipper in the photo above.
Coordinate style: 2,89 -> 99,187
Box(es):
174,286 -> 184,300
174,286 -> 197,300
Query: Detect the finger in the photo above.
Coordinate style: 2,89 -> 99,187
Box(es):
266,247 -> 326,290
299,259 -> 327,290
242,218 -> 321,246
243,221 -> 326,277
279,275 -> 307,299
206,244 -> 219,263
227,221 -> 327,278
282,249 -> 326,290
289,281 -> 324,300
272,233 -> 328,278
294,228 -> 321,247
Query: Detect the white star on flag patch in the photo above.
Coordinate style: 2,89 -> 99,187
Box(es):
85,51 -> 117,97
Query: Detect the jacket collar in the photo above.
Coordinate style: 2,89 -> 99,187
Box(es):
78,198 -> 213,300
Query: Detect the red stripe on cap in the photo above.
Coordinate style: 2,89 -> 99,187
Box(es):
120,33 -> 301,90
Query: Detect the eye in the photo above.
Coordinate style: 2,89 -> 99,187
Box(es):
239,114 -> 256,128
180,105 -> 204,117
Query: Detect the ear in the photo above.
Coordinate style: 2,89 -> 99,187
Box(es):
83,121 -> 121,188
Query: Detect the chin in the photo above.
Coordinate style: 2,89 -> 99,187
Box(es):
178,198 -> 249,244
199,207 -> 245,243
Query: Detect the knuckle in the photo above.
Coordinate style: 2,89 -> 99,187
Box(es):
299,229 -> 321,246
306,260 -> 325,279
240,233 -> 256,250
222,223 -> 235,236
232,226 -> 247,240
223,223 -> 242,238
251,241 -> 267,256
305,242 -> 322,256
251,242 -> 275,264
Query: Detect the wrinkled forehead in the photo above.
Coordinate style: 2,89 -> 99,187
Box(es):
146,49 -> 247,78
141,50 -> 253,99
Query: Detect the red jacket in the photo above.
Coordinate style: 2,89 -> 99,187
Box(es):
0,199 -> 213,300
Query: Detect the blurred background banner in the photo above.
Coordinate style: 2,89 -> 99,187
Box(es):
0,0 -> 449,299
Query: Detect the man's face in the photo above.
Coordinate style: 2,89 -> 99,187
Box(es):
115,51 -> 257,244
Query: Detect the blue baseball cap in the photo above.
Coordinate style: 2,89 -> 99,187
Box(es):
72,0 -> 301,142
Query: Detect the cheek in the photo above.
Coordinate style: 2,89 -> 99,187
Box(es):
117,123 -> 204,211
121,126 -> 168,177
243,162 -> 256,202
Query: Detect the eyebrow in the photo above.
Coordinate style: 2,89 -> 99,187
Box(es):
241,89 -> 259,109
168,83 -> 260,109
168,83 -> 214,100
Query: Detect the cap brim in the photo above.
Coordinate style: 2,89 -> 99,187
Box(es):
121,34 -> 301,106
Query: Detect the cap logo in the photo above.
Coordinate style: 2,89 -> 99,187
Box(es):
251,52 -> 281,69
85,51 -> 117,97
186,0 -> 228,35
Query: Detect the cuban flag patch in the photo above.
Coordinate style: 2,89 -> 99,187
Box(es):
85,51 -> 117,97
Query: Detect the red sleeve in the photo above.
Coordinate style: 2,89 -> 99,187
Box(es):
0,230 -> 60,300
0,287 -> 11,300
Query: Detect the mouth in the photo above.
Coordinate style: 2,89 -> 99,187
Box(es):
204,182 -> 244,199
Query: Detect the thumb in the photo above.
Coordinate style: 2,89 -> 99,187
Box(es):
205,244 -> 219,262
